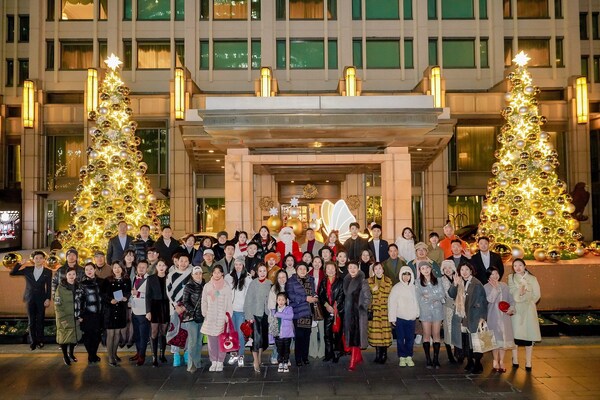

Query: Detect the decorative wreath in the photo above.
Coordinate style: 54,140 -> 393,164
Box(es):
346,195 -> 361,210
303,184 -> 318,199
259,196 -> 274,211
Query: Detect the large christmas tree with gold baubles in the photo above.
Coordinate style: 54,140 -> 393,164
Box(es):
60,54 -> 160,262
478,51 -> 583,262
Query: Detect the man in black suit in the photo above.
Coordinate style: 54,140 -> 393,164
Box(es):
107,220 -> 134,264
469,236 -> 504,284
343,222 -> 369,262
446,239 -> 471,270
10,250 -> 52,350
154,225 -> 181,263
368,224 -> 389,263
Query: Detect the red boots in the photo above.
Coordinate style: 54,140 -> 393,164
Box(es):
348,347 -> 363,371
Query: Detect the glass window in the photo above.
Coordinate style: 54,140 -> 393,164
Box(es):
480,39 -> 489,68
277,39 -> 332,69
7,15 -> 15,42
366,40 -> 400,69
405,39 -> 414,68
503,0 -> 511,18
594,13 -> 599,39
136,126 -> 168,175
175,40 -> 185,67
213,40 -> 260,69
479,0 -> 487,19
47,0 -> 55,21
124,0 -> 132,20
581,56 -> 589,79
200,40 -> 209,69
517,38 -> 550,67
428,0 -> 436,19
404,0 -> 413,19
594,56 -> 600,83
99,0 -> 108,19
7,144 -> 21,189
352,0 -> 361,19
123,40 -> 132,70
61,0 -> 94,20
442,39 -> 475,68
429,39 -> 438,65
455,126 -> 497,171
352,39 -> 362,68
176,0 -> 184,20
197,197 -> 226,233
46,134 -> 85,191
442,0 -> 473,19
448,196 -> 483,228
555,38 -> 563,67
60,41 -> 93,70
276,0 -> 336,20
137,41 -> 171,69
6,59 -> 14,87
366,0 -> 399,20
99,40 -> 107,66
504,38 -> 512,66
18,59 -> 29,86
18,16 -> 29,42
581,13 -> 589,40
277,40 -> 286,69
214,0 -> 260,20
516,0 -> 549,19
555,0 -> 562,18
328,40 -> 338,69
46,41 -> 55,69
200,0 -> 209,19
138,0 -> 170,20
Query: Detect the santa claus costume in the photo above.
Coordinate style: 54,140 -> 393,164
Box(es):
276,227 -> 303,266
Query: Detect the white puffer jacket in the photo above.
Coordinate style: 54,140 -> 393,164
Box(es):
388,266 -> 420,322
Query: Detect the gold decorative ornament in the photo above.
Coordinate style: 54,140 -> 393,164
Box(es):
303,184 -> 318,199
259,197 -> 274,211
346,195 -> 361,211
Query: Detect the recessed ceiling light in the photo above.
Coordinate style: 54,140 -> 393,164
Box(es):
216,159 -> 220,162
326,180 -> 329,183
291,180 -> 295,183
416,148 -> 422,151
221,166 -> 225,169
208,150 -> 214,153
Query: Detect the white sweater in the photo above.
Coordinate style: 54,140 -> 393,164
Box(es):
224,274 -> 253,312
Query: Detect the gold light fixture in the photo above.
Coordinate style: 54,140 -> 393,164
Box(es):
430,66 -> 443,108
86,68 -> 98,117
259,67 -> 273,97
174,67 -> 185,120
344,66 -> 357,96
23,80 -> 35,128
575,76 -> 588,124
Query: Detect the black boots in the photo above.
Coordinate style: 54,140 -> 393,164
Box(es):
380,347 -> 388,364
423,342 -> 433,369
68,343 -> 77,362
61,344 -> 71,366
445,343 -> 457,364
374,347 -> 381,363
471,352 -> 483,374
159,335 -> 168,363
432,342 -> 441,369
151,337 -> 159,367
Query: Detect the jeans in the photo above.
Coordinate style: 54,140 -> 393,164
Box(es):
231,311 -> 245,356
185,321 -> 203,368
395,318 -> 416,357
132,314 -> 150,356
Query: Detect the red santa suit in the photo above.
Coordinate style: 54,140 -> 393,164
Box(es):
276,227 -> 303,266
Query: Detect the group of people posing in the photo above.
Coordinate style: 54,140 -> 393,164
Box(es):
10,220 -> 541,375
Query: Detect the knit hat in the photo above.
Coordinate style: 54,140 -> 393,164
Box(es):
203,249 -> 214,256
417,260 -> 432,270
234,255 -> 245,264
440,260 -> 456,275
414,242 -> 429,251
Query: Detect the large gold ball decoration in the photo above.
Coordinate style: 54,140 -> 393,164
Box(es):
511,244 -> 525,260
46,255 -> 62,270
289,207 -> 300,218
588,241 -> 600,256
286,217 -> 303,237
568,219 -> 580,231
267,216 -> 282,232
492,243 -> 512,264
546,247 -> 561,263
533,248 -> 547,262
574,245 -> 587,258
469,242 -> 479,255
2,253 -> 22,269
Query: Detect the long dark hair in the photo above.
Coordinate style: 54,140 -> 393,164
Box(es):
229,263 -> 249,291
272,269 -> 288,295
418,264 -> 438,287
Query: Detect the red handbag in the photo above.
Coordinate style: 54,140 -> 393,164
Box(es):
332,302 -> 342,333
498,301 -> 510,313
167,313 -> 188,348
240,319 -> 253,340
219,312 -> 240,352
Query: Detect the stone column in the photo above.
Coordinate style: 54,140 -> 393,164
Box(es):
423,149 -> 449,236
381,147 -> 412,242
169,123 -> 194,237
225,148 -> 253,233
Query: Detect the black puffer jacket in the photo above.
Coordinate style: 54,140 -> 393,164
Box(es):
182,279 -> 204,323
79,277 -> 102,315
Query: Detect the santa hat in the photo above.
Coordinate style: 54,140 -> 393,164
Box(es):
279,226 -> 294,238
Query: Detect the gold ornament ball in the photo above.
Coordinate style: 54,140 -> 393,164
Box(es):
574,245 -> 587,257
588,241 -> 600,256
547,248 -> 561,263
2,253 -> 22,269
46,255 -> 61,270
469,242 -> 479,254
568,219 -> 580,231
492,243 -> 512,264
267,216 -> 282,232
533,248 -> 547,262
511,245 -> 525,260
289,207 -> 300,218
57,250 -> 66,262
286,217 -> 303,237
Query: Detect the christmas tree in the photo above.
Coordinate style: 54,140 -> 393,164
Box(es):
60,54 -> 160,262
478,51 -> 582,261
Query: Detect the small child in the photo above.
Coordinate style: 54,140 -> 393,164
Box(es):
388,266 -> 420,367
273,293 -> 294,372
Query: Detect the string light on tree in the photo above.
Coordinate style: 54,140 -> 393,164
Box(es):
60,54 -> 160,262
478,51 -> 582,261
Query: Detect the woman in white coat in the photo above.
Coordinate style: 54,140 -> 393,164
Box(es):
388,266 -> 419,367
507,258 -> 541,372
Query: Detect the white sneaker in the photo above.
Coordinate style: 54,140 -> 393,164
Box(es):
287,360 -> 291,367
405,356 -> 415,367
283,364 -> 289,373
414,334 -> 423,345
238,356 -> 244,367
187,364 -> 197,373
270,356 -> 278,365
209,362 -> 217,372
277,363 -> 284,372
399,357 -> 406,367
216,361 -> 224,372
227,354 -> 238,365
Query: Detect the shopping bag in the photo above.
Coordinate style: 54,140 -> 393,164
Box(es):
166,313 -> 188,348
470,320 -> 497,353
219,312 -> 240,352
240,319 -> 253,341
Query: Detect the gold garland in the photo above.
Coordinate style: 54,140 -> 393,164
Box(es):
259,196 -> 274,211
303,184 -> 318,199
346,195 -> 360,210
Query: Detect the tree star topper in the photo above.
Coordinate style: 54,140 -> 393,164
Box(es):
513,51 -> 530,67
105,53 -> 123,70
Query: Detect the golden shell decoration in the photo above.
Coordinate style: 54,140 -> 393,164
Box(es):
303,184 -> 318,199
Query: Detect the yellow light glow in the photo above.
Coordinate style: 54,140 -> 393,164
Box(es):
430,66 -> 443,107
260,67 -> 272,97
576,76 -> 588,124
513,51 -> 530,67
86,68 -> 98,117
23,80 -> 35,128
344,66 -> 357,96
174,67 -> 185,120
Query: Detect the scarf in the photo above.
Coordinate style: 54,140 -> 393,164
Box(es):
207,277 -> 225,301
455,279 -> 466,318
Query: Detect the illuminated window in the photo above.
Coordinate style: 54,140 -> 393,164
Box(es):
137,41 -> 184,69
353,0 -> 412,20
135,0 -> 184,20
60,41 -> 93,70
61,0 -> 107,20
213,0 -> 260,20
277,0 -> 336,20
503,0 -> 550,19
277,39 -> 337,69
46,131 -> 85,191
213,40 -> 261,70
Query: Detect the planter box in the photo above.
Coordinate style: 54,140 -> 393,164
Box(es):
538,315 -> 560,337
0,334 -> 27,344
547,313 -> 600,336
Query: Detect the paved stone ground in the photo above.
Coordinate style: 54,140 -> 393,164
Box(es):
0,339 -> 599,399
